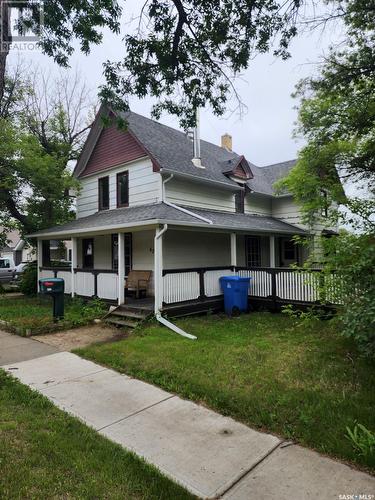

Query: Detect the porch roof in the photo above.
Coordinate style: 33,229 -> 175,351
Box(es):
28,203 -> 306,238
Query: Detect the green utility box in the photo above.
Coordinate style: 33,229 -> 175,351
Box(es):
39,278 -> 65,321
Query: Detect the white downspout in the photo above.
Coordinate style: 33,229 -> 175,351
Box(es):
162,174 -> 213,225
154,223 -> 197,340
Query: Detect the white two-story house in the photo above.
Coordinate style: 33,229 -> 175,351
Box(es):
30,106 -> 335,321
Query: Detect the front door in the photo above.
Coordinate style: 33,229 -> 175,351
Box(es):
279,237 -> 299,267
82,238 -> 94,268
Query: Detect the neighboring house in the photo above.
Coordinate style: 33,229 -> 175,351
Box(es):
0,228 -> 72,266
0,229 -> 34,265
29,106 -> 337,316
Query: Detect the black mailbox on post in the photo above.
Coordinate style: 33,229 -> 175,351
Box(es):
39,278 -> 65,321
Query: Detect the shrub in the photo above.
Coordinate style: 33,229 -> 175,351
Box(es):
321,233 -> 375,358
19,262 -> 38,296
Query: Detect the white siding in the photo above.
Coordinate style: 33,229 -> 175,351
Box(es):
165,178 -> 235,212
76,158 -> 161,218
244,193 -> 272,215
163,230 -> 231,269
271,196 -> 306,229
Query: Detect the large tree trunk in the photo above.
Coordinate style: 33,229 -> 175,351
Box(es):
0,0 -> 10,104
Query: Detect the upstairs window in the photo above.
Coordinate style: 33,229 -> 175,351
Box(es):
98,176 -> 109,211
117,171 -> 129,208
235,190 -> 245,213
246,236 -> 261,267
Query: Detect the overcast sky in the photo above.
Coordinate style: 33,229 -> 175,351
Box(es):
9,1 -> 342,167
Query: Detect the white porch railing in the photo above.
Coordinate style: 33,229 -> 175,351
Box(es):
162,266 -> 343,306
39,267 -> 119,301
163,271 -> 200,304
97,272 -> 118,300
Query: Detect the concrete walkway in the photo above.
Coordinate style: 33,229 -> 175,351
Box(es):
0,329 -> 59,365
2,350 -> 374,499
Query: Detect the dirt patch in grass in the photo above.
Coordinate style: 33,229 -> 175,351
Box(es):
35,323 -> 126,351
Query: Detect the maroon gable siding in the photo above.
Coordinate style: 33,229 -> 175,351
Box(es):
232,162 -> 249,179
79,125 -> 147,178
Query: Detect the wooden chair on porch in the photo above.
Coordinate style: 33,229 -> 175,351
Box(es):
125,270 -> 152,299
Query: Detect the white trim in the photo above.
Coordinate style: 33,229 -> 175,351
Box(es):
164,201 -> 213,225
29,217 -> 306,239
118,232 -> 125,305
154,224 -> 168,313
161,169 -> 242,191
230,233 -> 237,267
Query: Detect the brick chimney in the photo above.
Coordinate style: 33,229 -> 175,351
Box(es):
221,133 -> 232,151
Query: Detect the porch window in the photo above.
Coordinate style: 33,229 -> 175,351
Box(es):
98,176 -> 109,211
82,238 -> 94,268
117,171 -> 129,208
278,237 -> 300,267
112,233 -> 132,276
245,236 -> 261,267
235,190 -> 245,214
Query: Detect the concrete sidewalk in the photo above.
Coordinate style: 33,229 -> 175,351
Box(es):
2,351 -> 374,499
0,329 -> 59,365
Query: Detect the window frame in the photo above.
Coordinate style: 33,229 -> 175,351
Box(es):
116,171 -> 129,208
98,176 -> 110,211
245,235 -> 262,268
82,238 -> 94,269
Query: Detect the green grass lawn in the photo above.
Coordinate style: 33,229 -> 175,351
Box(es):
76,312 -> 375,472
0,294 -> 106,335
0,370 -> 194,499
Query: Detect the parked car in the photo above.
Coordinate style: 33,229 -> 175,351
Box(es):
14,261 -> 30,280
0,257 -> 16,282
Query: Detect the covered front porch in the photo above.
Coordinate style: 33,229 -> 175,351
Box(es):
37,222 -> 326,316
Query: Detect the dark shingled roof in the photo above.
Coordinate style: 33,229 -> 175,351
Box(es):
74,107 -> 297,194
247,160 -> 297,196
28,203 -> 305,237
122,111 -> 240,188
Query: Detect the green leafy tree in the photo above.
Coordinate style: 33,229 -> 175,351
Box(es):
279,0 -> 375,356
0,67 -> 92,239
279,0 -> 374,230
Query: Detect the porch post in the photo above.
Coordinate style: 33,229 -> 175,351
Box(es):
154,225 -> 167,314
71,237 -> 77,297
269,235 -> 276,268
118,232 -> 125,305
230,233 -> 237,268
37,239 -> 42,290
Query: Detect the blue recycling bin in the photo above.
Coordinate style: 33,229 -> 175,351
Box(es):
220,276 -> 252,316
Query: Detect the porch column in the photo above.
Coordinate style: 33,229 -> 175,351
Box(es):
154,225 -> 167,313
230,233 -> 237,268
118,232 -> 125,305
269,235 -> 276,268
71,237 -> 77,297
37,239 -> 42,290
